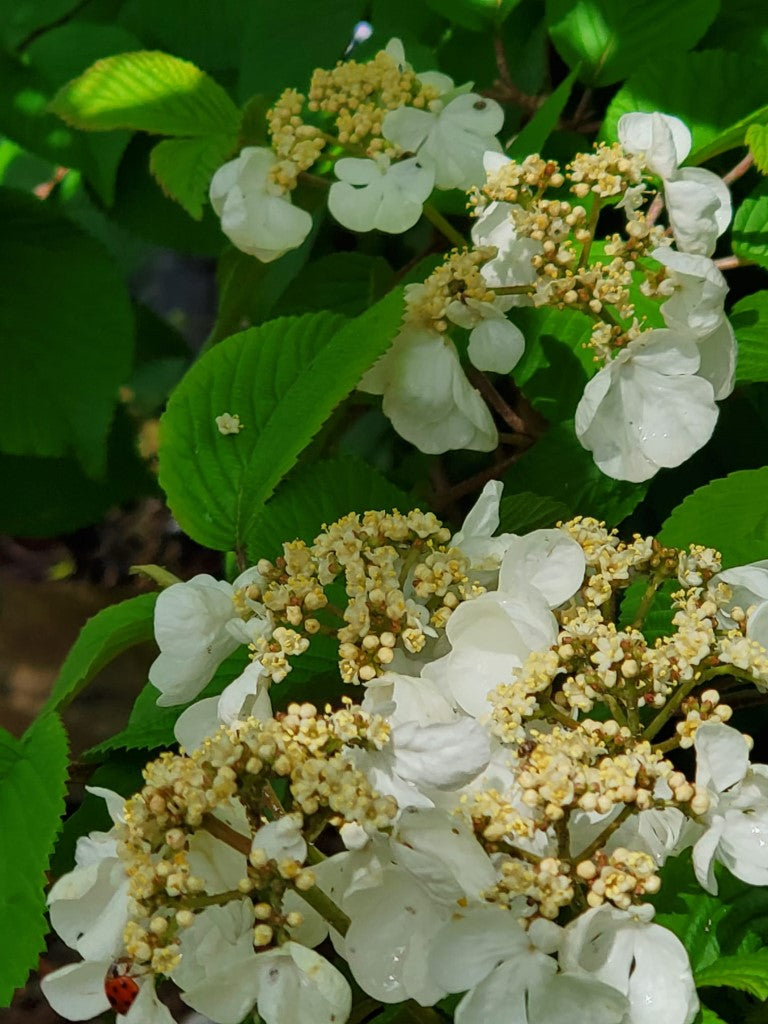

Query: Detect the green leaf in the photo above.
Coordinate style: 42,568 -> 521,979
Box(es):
546,0 -> 718,87
50,50 -> 240,137
421,0 -> 521,32
746,123 -> 768,174
733,180 -> 768,271
43,593 -> 157,714
512,306 -> 594,420
86,650 -> 250,758
696,952 -> 768,1000
689,105 -> 768,165
659,468 -> 768,567
0,0 -> 81,49
275,253 -> 396,318
618,577 -> 676,642
507,68 -> 578,160
149,133 -> 236,219
505,424 -> 648,526
497,492 -> 570,534
0,188 -> 134,475
159,290 -> 406,552
0,713 -> 68,1007
731,292 -> 768,384
246,457 -> 412,562
603,50 -> 768,158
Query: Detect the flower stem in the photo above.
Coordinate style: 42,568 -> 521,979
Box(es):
722,151 -> 754,186
714,255 -> 754,271
299,881 -> 351,936
422,202 -> 468,248
203,814 -> 251,855
630,575 -> 664,631
572,804 -> 634,863
465,367 -> 530,434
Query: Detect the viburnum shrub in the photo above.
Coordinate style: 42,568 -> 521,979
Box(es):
3,7 -> 768,1024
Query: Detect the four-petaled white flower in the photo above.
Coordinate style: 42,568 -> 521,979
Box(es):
329,155 -> 434,234
692,722 -> 768,892
210,147 -> 313,262
575,329 -> 719,482
358,325 -> 498,453
560,904 -> 699,1024
383,92 -> 504,190
618,113 -> 731,256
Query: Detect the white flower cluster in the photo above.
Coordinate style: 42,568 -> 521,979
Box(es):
209,40 -> 503,261
368,111 -> 735,480
42,488 -> 768,1024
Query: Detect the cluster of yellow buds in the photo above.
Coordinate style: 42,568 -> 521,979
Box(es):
245,508 -> 485,684
115,703 -> 396,972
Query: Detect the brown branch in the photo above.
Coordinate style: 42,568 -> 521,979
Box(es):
722,151 -> 754,187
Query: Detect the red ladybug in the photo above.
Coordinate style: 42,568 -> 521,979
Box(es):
104,961 -> 140,1015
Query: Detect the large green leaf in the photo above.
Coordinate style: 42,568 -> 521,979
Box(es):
546,0 -> 718,86
245,457 -> 412,562
0,188 -> 134,475
659,468 -> 768,567
0,0 -> 80,48
43,593 -> 158,714
732,180 -> 768,271
603,50 -> 768,158
274,253 -> 395,319
689,105 -> 768,165
512,306 -> 594,420
118,0 -> 246,74
731,292 -> 768,384
696,953 -> 768,1000
50,49 -> 240,136
618,577 -> 676,642
0,713 -> 68,1007
159,290 -> 406,552
505,424 -> 648,526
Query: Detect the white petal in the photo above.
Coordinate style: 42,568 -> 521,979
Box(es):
452,480 -> 503,548
40,960 -> 112,1020
654,247 -> 728,337
174,696 -> 221,751
468,317 -> 525,373
692,817 -> 724,893
382,105 -> 435,153
252,816 -> 307,862
392,716 -> 490,789
428,907 -> 528,992
255,944 -> 352,1024
696,318 -> 736,400
329,156 -> 434,234
344,867 -> 448,1004
499,530 -> 586,607
618,112 -> 690,178
694,722 -> 750,792
379,328 -> 497,453
123,981 -> 175,1024
665,175 -> 723,256
415,93 -> 504,189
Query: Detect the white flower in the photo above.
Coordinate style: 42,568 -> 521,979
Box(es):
472,194 -> 542,294
575,329 -> 719,482
47,788 -> 128,962
173,661 -> 272,750
149,569 -> 266,706
358,325 -> 498,454
42,962 -> 173,1024
560,905 -> 698,1024
429,907 -> 628,1024
618,113 -> 731,256
422,529 -> 583,716
692,722 -> 768,892
450,480 -> 515,568
711,560 -> 768,647
328,155 -> 434,234
383,93 -> 504,190
445,296 -> 526,374
210,147 -> 312,262
174,901 -> 351,1024
653,247 -> 736,400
